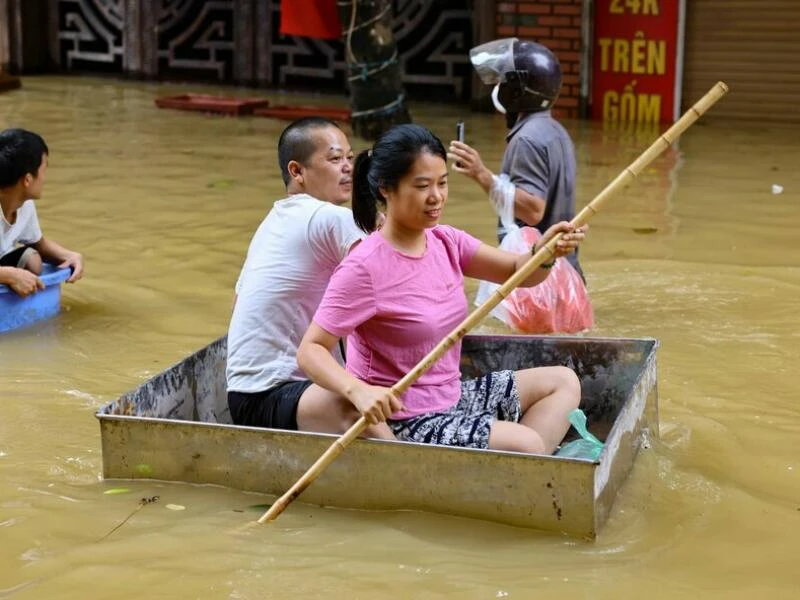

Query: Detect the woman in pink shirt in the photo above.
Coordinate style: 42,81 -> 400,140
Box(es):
297,124 -> 586,454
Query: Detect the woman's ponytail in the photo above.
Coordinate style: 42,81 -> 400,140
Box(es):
352,150 -> 378,233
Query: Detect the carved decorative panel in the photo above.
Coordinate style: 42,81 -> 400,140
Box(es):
55,0 -> 474,100
58,0 -> 124,72
270,0 -> 473,101
157,0 -> 235,81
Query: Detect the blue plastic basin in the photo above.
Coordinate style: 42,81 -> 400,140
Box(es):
0,264 -> 72,333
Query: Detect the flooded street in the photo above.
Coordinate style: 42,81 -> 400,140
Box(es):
1,76 -> 799,599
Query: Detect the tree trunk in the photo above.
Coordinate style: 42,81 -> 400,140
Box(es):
0,0 -> 20,91
0,0 -> 9,71
338,0 -> 411,140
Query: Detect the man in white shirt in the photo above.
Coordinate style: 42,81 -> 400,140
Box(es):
227,117 -> 393,438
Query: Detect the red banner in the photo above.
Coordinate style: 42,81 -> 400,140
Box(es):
591,0 -> 684,124
280,0 -> 342,41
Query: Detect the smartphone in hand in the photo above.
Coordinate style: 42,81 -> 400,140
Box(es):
455,120 -> 465,167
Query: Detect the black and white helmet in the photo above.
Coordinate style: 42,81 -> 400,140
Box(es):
470,38 -> 562,115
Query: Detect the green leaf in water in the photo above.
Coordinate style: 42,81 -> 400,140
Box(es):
207,178 -> 235,189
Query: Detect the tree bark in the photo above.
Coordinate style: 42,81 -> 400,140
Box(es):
0,0 -> 9,71
338,0 -> 411,140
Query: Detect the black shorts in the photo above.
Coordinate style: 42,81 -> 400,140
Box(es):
227,380 -> 313,430
0,246 -> 35,268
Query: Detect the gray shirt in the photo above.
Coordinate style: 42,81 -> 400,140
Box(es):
499,111 -> 582,277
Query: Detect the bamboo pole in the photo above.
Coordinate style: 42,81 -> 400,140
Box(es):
257,81 -> 729,525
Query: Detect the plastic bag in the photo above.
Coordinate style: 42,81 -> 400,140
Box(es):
475,174 -> 593,334
555,408 -> 604,461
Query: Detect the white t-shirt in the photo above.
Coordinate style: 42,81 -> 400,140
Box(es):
226,193 -> 365,393
1,200 -> 42,257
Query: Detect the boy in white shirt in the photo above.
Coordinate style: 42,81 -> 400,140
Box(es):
0,128 -> 84,296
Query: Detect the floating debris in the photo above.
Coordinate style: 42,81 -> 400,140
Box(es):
98,496 -> 160,542
207,178 -> 235,190
165,504 -> 185,511
103,487 -> 132,495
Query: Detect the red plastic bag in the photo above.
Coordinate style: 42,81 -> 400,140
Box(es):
475,227 -> 593,334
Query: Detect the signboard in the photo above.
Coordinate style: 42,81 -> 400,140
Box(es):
591,0 -> 685,124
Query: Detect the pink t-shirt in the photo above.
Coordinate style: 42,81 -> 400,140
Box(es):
314,225 -> 482,419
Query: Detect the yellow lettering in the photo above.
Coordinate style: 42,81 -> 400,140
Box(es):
598,38 -> 613,72
602,87 -> 660,124
638,94 -> 661,123
643,0 -> 659,16
601,36 -> 666,75
631,32 -> 646,74
620,84 -> 637,122
603,91 -> 619,121
613,39 -> 629,73
625,0 -> 641,14
647,40 -> 666,75
611,0 -> 659,15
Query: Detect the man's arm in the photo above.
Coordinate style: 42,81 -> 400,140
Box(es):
511,186 -> 546,226
448,141 -> 546,226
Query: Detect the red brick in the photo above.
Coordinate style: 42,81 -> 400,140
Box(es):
562,73 -> 579,85
553,27 -> 580,39
555,50 -> 580,62
536,37 -> 573,50
571,39 -> 581,50
571,16 -> 583,26
538,15 -> 571,26
497,25 -> 517,36
517,26 -> 551,37
497,2 -> 517,13
554,4 -> 581,15
571,62 -> 581,73
518,3 -> 552,14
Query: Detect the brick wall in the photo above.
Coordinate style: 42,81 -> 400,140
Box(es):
496,0 -> 585,118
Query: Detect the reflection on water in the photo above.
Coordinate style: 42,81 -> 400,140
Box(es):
1,76 -> 799,599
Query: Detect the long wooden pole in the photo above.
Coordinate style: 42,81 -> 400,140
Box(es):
257,81 -> 729,525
